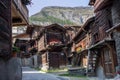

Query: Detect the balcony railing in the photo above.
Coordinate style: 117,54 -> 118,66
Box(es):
13,0 -> 29,23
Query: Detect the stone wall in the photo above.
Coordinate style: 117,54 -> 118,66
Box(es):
113,32 -> 120,70
112,0 -> 120,71
112,0 -> 120,25
33,55 -> 38,68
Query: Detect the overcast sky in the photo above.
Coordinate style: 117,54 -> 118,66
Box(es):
27,0 -> 90,16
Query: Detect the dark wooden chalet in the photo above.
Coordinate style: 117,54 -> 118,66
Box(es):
37,24 -> 67,69
64,25 -> 81,64
88,0 -> 118,78
72,17 -> 95,68
14,38 -> 30,58
0,0 -> 28,59
13,24 -> 42,58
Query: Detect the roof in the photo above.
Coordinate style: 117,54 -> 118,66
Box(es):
44,23 -> 66,32
26,24 -> 43,34
12,33 -> 30,39
73,17 -> 95,42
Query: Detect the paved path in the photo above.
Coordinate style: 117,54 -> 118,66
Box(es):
22,67 -> 69,80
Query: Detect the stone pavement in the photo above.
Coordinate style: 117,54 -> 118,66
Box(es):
22,67 -> 117,80
22,67 -> 69,80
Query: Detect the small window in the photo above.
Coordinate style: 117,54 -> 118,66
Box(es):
93,33 -> 99,43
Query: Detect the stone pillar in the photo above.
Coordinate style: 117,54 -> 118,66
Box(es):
113,32 -> 120,71
0,59 -> 7,80
33,54 -> 38,68
0,57 -> 22,80
7,57 -> 22,80
86,50 -> 90,74
111,0 -> 120,26
112,0 -> 120,71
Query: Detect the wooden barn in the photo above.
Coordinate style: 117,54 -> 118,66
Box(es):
37,24 -> 67,70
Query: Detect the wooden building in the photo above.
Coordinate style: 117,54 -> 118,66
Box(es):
0,0 -> 29,79
64,25 -> 81,64
0,0 -> 29,58
13,33 -> 31,58
37,24 -> 67,69
72,17 -> 95,67
88,0 -> 118,78
13,25 -> 43,67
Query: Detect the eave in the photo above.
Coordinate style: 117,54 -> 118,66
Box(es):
73,17 -> 95,42
12,0 -> 29,26
106,23 -> 120,33
88,38 -> 114,50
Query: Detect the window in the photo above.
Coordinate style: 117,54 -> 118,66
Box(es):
93,33 -> 99,43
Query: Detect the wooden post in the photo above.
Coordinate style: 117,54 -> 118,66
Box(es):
86,49 -> 90,74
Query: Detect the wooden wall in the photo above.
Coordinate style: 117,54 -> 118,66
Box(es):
41,53 -> 47,66
49,52 -> 66,68
38,35 -> 45,51
0,0 -> 12,57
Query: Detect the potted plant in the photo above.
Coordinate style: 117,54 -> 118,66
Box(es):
12,46 -> 20,57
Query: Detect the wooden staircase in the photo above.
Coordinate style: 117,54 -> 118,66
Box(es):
87,51 -> 98,76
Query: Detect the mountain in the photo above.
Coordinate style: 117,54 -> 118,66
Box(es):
30,6 -> 94,26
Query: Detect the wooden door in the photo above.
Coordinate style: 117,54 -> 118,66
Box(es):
102,48 -> 114,77
49,52 -> 59,68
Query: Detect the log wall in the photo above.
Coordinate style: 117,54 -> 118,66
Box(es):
0,0 -> 11,58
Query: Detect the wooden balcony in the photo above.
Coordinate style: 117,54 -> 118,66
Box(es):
12,0 -> 29,26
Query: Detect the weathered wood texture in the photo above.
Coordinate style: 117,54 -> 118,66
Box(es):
49,52 -> 66,68
38,35 -> 45,52
0,0 -> 11,57
12,0 -> 29,25
41,53 -> 47,66
91,7 -> 112,44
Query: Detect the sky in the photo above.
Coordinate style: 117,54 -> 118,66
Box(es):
27,0 -> 90,16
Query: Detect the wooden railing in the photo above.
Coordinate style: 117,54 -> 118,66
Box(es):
13,0 -> 28,22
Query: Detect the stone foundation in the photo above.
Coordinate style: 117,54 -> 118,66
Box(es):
0,57 -> 22,80
113,32 -> 120,71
